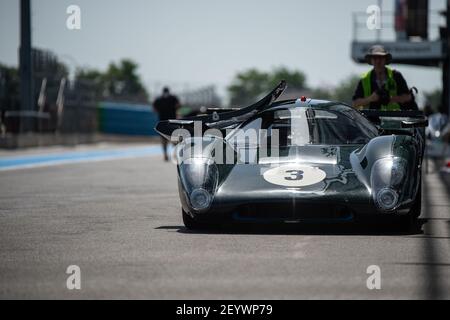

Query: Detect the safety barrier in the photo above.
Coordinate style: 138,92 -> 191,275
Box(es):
97,102 -> 159,136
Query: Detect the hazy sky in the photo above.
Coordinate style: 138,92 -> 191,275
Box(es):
0,0 -> 447,101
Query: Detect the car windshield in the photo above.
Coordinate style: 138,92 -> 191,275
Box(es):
231,103 -> 379,146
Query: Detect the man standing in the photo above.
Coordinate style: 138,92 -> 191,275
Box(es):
153,87 -> 180,161
352,45 -> 412,110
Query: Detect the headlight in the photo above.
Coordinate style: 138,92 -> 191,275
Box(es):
375,188 -> 399,211
371,157 -> 406,187
390,162 -> 406,186
179,158 -> 218,211
371,157 -> 407,211
190,188 -> 212,211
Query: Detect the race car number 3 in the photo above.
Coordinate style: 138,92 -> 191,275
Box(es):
263,164 -> 326,187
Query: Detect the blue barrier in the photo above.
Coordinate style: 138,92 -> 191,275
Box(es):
98,102 -> 159,136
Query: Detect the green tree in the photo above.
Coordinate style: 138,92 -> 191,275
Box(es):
228,67 -> 362,107
75,59 -> 149,103
228,69 -> 270,106
0,64 -> 20,112
75,69 -> 103,82
228,67 -> 307,107
74,68 -> 104,97
269,67 -> 306,91
332,74 -> 360,105
103,59 -> 148,101
310,87 -> 333,101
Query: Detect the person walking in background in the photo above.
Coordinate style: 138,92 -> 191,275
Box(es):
352,45 -> 412,110
153,87 -> 180,161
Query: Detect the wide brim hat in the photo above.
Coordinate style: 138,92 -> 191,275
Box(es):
365,45 -> 392,65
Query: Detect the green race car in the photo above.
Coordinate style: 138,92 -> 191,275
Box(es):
157,81 -> 427,229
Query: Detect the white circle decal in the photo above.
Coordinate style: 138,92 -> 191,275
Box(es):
263,164 -> 326,187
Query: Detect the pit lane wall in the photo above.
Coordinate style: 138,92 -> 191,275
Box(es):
0,102 -> 160,149
97,102 -> 158,136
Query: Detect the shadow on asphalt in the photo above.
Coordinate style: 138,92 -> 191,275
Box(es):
157,218 -> 426,236
417,159 -> 450,299
440,169 -> 450,239
156,160 -> 450,298
421,169 -> 441,299
395,262 -> 450,267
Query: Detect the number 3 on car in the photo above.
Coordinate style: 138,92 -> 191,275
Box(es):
263,165 -> 327,187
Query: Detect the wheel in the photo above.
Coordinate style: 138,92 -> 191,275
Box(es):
397,180 -> 422,230
182,209 -> 220,230
396,212 -> 414,230
409,178 -> 422,218
182,209 -> 207,230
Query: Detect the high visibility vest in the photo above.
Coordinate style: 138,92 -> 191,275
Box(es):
361,67 -> 401,111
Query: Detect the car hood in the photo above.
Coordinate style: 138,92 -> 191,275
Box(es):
215,145 -> 369,204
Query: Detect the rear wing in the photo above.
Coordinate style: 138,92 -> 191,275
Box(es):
360,110 -> 428,129
155,81 -> 287,140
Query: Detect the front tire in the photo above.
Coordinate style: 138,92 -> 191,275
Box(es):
409,178 -> 422,218
182,209 -> 209,230
397,213 -> 414,230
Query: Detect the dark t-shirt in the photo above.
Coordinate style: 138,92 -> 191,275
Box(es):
153,94 -> 179,120
352,68 -> 410,109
